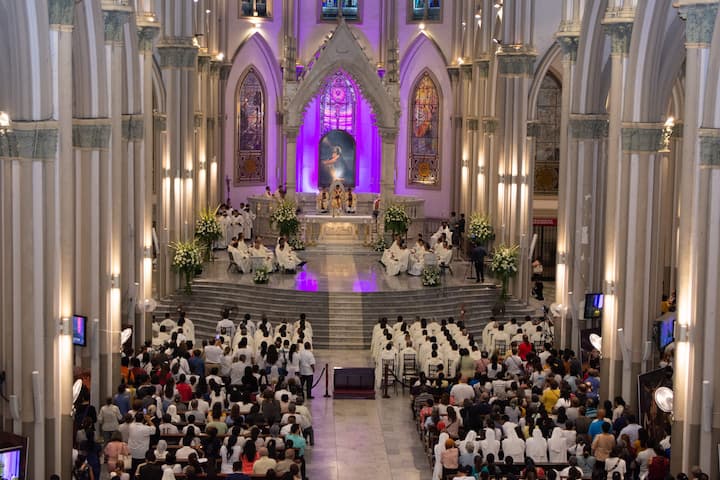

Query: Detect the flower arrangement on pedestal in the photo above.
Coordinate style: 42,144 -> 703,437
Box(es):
384,204 -> 411,235
490,244 -> 520,299
468,213 -> 494,245
195,206 -> 223,261
170,240 -> 203,294
288,236 -> 305,251
270,200 -> 300,238
422,265 -> 441,287
253,267 -> 270,284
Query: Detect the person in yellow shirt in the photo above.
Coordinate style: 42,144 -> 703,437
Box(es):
541,379 -> 561,413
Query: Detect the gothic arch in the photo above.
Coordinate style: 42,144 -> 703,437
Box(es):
72,0 -> 108,117
229,32 -> 281,100
400,32 -> 449,72
284,20 -> 399,131
407,69 -> 442,187
701,12 -> 720,127
574,0 -> 610,114
233,66 -> 268,184
528,42 -> 563,120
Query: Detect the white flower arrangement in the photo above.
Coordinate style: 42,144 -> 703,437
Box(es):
422,265 -> 441,287
170,240 -> 203,294
253,267 -> 270,284
490,244 -> 520,298
288,236 -> 305,251
373,236 -> 387,252
468,213 -> 494,245
195,206 -> 223,243
270,200 -> 300,238
384,204 -> 411,234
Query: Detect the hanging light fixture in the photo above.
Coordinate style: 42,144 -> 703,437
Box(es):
654,386 -> 674,413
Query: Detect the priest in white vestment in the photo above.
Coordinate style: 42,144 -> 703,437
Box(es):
381,234 -> 401,266
375,342 -> 398,389
229,210 -> 243,241
228,237 -> 252,273
249,237 -> 276,271
215,211 -> 228,249
430,221 -> 452,248
434,240 -> 453,266
407,242 -> 430,276
385,241 -> 410,276
241,204 -> 256,241
275,237 -> 304,271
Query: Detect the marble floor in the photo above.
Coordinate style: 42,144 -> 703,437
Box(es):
205,245 -> 496,293
305,349 -> 432,480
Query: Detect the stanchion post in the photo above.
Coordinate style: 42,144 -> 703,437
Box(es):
382,363 -> 390,398
323,363 -> 331,398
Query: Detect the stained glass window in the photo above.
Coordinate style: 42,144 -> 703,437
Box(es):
410,0 -> 441,21
533,74 -> 561,195
409,72 -> 440,186
320,71 -> 357,135
321,0 -> 359,21
235,69 -> 265,184
240,0 -> 269,17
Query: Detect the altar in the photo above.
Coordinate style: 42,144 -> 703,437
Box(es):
301,214 -> 375,245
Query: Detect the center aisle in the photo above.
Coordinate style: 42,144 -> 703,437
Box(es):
306,350 -> 432,480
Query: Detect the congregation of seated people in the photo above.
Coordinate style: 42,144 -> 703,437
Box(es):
74,309 -> 319,480
369,315 -> 682,480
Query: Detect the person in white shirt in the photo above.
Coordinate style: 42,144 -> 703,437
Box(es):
503,348 -> 524,377
127,412 -> 157,474
298,342 -> 316,399
449,376 -> 475,405
430,221 -> 452,248
434,239 -> 453,266
204,339 -> 224,376
216,311 -> 236,339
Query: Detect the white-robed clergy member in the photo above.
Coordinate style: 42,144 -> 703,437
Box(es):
249,236 -> 276,271
408,242 -> 431,276
385,240 -> 410,276
241,204 -> 256,241
430,221 -> 452,248
381,234 -> 402,266
228,235 -> 252,273
345,187 -> 357,214
525,427 -> 549,463
434,238 -> 453,266
229,210 -> 243,241
375,342 -> 398,389
215,210 -> 228,249
501,427 -> 526,464
275,237 -> 304,271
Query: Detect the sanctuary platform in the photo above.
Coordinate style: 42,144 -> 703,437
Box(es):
155,247 -> 537,349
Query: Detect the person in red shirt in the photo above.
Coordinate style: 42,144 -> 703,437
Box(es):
518,334 -> 533,360
176,374 -> 193,403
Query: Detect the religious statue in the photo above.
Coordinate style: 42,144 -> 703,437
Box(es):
317,187 -> 329,213
345,186 -> 357,214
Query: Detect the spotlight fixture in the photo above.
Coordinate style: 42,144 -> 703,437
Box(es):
589,334 -> 602,351
654,386 -> 674,413
418,23 -> 426,31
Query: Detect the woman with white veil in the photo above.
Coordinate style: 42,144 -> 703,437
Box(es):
480,427 -> 500,459
432,432 -> 450,480
525,426 -> 549,463
548,426 -> 568,463
501,426 -> 526,464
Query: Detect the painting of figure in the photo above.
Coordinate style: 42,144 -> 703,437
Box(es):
319,130 -> 356,189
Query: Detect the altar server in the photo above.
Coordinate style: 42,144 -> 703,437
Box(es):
345,187 -> 357,214
249,237 -> 276,271
430,221 -> 453,248
241,204 -> 256,241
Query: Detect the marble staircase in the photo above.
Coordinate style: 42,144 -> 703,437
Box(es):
154,280 -> 537,349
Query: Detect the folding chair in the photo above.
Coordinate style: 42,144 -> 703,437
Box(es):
401,353 -> 418,391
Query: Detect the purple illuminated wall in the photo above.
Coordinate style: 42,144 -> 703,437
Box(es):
296,74 -> 381,193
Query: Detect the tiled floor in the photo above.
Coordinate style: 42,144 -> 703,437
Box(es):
305,350 -> 432,480
204,246 -> 494,293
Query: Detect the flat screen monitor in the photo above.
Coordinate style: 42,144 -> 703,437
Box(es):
658,314 -> 676,350
584,293 -> 604,319
72,315 -> 87,347
0,446 -> 26,479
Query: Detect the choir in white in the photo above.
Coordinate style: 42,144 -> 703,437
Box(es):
381,229 -> 454,276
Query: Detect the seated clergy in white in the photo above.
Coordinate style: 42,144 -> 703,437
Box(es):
408,242 -> 431,276
228,236 -> 252,273
381,234 -> 402,267
375,342 -> 398,389
430,221 -> 452,248
249,236 -> 276,271
525,427 -> 549,463
385,240 -> 410,276
434,238 -> 453,266
275,237 -> 304,271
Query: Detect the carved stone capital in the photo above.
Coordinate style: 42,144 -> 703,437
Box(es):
699,129 -> 720,166
569,115 -> 609,139
679,4 -> 718,45
48,0 -> 75,26
526,121 -> 541,138
283,126 -> 300,140
122,115 -> 144,141
378,127 -> 399,142
475,60 -> 490,78
0,121 -> 59,160
137,25 -> 160,52
103,10 -> 130,43
467,118 -> 479,131
156,38 -> 198,69
621,123 -> 664,152
497,52 -> 536,77
603,22 -> 633,55
194,113 -> 204,129
73,120 -> 112,149
555,34 -> 579,62
482,117 -> 498,135
154,114 -> 167,132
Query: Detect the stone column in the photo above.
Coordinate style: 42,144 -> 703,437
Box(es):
599,17 -> 633,403
673,3 -> 719,475
379,127 -> 399,203
284,126 -> 299,199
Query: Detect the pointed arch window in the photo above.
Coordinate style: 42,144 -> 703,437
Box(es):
533,73 -> 561,195
240,1 -> 270,17
320,71 -> 357,135
234,68 -> 266,184
408,72 -> 440,187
